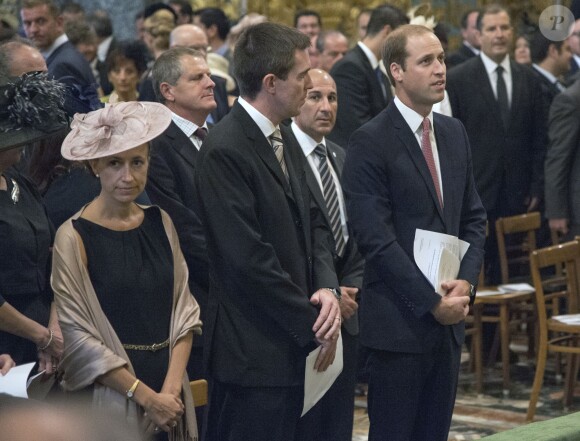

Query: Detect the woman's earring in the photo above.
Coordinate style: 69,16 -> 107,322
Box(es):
95,173 -> 99,178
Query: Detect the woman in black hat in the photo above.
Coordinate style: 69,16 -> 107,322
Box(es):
0,71 -> 67,375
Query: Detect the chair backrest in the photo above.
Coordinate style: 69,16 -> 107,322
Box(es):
496,212 -> 541,284
530,240 -> 580,338
189,379 -> 208,408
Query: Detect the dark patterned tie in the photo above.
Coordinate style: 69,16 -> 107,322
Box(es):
375,66 -> 387,101
421,118 -> 443,210
269,128 -> 289,180
495,65 -> 510,129
194,127 -> 208,140
314,143 -> 346,257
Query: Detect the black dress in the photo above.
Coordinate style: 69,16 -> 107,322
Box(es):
73,206 -> 173,393
0,169 -> 53,364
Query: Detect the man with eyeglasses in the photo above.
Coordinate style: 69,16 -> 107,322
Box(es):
447,5 -> 547,286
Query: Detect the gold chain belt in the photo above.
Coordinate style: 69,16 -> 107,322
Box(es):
122,339 -> 170,352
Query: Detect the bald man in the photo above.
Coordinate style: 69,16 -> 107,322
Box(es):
0,40 -> 47,79
284,69 -> 364,441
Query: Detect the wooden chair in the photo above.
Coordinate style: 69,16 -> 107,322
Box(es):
464,303 -> 484,395
496,212 -> 541,284
474,213 -> 540,395
527,240 -> 580,422
190,379 -> 208,407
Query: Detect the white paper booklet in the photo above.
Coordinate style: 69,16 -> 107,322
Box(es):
302,332 -> 343,417
413,229 -> 470,295
0,362 -> 35,398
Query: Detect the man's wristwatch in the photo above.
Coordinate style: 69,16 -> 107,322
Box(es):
325,288 -> 342,302
468,283 -> 477,305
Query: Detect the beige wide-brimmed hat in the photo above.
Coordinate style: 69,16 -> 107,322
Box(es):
61,102 -> 172,161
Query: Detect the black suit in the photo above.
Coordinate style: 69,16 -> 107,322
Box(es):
447,56 -> 547,216
147,121 -> 209,331
328,44 -> 391,147
532,65 -> 562,110
566,56 -> 580,83
446,43 -> 477,69
342,102 -> 486,441
195,102 -> 339,441
46,40 -> 102,115
284,125 -> 364,441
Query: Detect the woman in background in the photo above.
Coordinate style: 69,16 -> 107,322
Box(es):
0,72 -> 65,374
515,33 -> 532,65
101,41 -> 148,104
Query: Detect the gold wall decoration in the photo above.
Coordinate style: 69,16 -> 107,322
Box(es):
199,0 -> 575,48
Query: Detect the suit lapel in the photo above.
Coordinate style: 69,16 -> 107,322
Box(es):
165,122 -> 197,168
433,115 -> 454,230
391,106 -> 444,222
509,61 -> 524,128
354,46 -> 387,108
232,104 -> 296,203
473,57 -> 505,130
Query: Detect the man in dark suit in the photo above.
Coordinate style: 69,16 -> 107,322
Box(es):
148,46 -> 215,382
530,30 -> 572,107
328,4 -> 407,147
446,9 -> 480,69
446,4 -> 546,284
20,0 -> 101,116
342,25 -> 486,441
286,68 -> 364,441
195,23 -> 341,441
545,78 -> 580,239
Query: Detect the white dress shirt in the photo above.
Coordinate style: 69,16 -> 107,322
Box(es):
480,52 -> 512,106
171,113 -> 208,151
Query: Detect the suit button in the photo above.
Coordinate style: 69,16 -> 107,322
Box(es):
307,256 -> 312,264
295,219 -> 302,228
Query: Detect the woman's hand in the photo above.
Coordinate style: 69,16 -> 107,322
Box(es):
143,392 -> 185,433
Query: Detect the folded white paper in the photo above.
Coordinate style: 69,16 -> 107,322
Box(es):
414,229 -> 470,295
302,333 -> 343,417
0,362 -> 35,398
498,283 -> 535,293
553,314 -> 580,325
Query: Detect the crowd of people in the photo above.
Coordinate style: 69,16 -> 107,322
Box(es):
1,1 -> 580,440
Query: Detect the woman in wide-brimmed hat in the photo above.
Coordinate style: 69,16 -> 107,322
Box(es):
0,71 -> 66,376
51,101 -> 201,441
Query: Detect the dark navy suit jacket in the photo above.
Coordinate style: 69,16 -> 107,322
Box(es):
46,40 -> 101,115
342,103 -> 486,353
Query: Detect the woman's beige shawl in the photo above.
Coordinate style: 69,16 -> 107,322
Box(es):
51,206 -> 202,441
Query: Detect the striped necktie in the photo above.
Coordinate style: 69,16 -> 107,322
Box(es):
269,128 -> 289,181
314,143 -> 346,257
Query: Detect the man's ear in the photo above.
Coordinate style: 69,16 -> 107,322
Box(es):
159,82 -> 174,102
390,62 -> 403,83
262,73 -> 276,95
